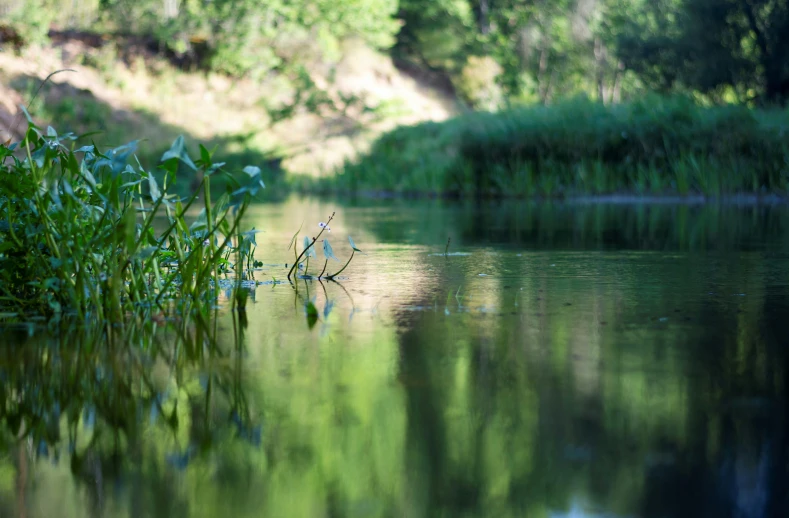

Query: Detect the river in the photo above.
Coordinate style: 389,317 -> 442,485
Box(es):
1,197 -> 787,518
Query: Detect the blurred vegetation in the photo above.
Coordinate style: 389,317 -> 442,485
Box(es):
2,0 -> 789,195
2,0 -> 787,105
395,0 -> 789,107
0,0 -> 399,78
315,96 -> 789,197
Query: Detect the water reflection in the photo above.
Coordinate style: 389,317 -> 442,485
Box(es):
0,311 -> 258,518
0,198 -> 787,517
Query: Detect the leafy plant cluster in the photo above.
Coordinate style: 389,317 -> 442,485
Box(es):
325,96 -> 789,197
0,114 -> 265,320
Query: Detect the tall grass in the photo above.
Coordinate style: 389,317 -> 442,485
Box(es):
318,96 -> 789,197
0,113 -> 265,321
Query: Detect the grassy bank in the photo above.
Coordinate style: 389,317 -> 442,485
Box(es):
308,97 -> 789,198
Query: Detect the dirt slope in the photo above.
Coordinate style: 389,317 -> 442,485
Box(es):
0,36 -> 456,174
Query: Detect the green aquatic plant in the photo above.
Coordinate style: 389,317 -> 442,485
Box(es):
286,214 -> 366,281
325,235 -> 365,280
0,117 -> 264,321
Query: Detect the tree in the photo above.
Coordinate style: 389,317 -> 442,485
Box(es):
614,0 -> 789,104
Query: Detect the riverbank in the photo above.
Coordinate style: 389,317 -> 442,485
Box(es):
0,35 -> 453,180
299,97 -> 789,198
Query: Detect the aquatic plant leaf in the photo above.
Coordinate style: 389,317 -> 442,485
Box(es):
160,135 -> 197,171
348,235 -> 366,254
199,143 -> 211,165
323,239 -> 340,262
243,165 -> 261,178
304,236 -> 316,258
189,208 -> 207,232
232,166 -> 265,196
207,162 -> 225,175
148,173 -> 162,202
239,166 -> 265,194
287,221 -> 304,252
240,228 -> 263,247
19,104 -> 35,126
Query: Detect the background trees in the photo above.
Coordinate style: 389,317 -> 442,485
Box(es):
1,0 -> 789,106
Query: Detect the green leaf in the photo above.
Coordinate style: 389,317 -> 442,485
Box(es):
122,207 -> 137,251
240,228 -> 263,247
348,235 -> 366,254
76,131 -> 102,140
189,208 -> 208,232
304,236 -> 316,258
148,173 -> 162,202
231,165 -> 265,197
19,104 -> 36,126
243,165 -> 261,177
199,143 -> 211,165
323,239 -> 340,262
160,135 -> 197,171
80,161 -> 98,190
287,221 -> 304,251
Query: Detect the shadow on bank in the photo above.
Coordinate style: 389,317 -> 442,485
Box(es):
5,73 -> 287,200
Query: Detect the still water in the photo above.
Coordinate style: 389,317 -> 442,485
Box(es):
1,198 -> 788,518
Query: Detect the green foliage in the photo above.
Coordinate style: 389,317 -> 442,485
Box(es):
0,0 -> 60,46
0,119 -> 263,319
394,0 -> 789,105
615,0 -> 789,103
5,0 -> 789,106
457,55 -> 503,109
395,0 -> 634,105
324,96 -> 789,197
7,0 -> 400,78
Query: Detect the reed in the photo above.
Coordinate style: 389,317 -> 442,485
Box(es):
315,96 -> 789,198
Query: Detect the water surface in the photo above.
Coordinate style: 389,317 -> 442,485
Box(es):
1,198 -> 788,518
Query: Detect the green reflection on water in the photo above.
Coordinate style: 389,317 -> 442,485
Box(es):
0,198 -> 788,518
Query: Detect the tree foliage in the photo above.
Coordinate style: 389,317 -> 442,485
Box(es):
615,0 -> 789,103
3,0 -> 789,104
